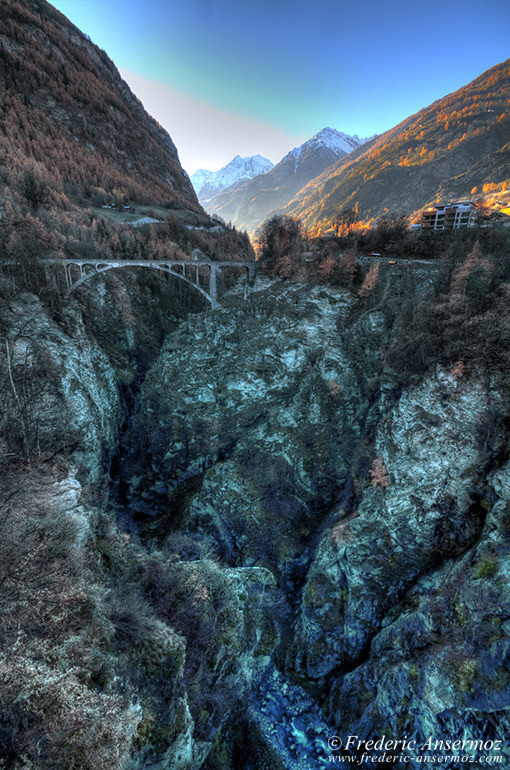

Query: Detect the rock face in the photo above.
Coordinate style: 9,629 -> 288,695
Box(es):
0,459 -> 278,770
0,292 -> 121,482
118,276 -> 510,767
294,367 -> 505,679
326,458 -> 510,767
122,282 -> 366,565
0,284 -> 280,770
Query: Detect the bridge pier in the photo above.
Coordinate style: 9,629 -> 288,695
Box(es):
209,264 -> 219,309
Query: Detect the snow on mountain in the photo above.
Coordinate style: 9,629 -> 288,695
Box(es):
191,154 -> 274,201
189,168 -> 213,191
284,128 -> 366,163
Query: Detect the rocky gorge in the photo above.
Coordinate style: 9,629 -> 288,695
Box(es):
1,255 -> 509,769
2,1 -> 509,766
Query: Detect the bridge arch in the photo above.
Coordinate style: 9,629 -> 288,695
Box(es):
40,258 -> 256,309
68,261 -> 214,306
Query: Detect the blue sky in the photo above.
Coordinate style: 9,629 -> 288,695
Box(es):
49,0 -> 509,173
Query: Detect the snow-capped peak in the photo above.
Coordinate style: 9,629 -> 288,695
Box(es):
284,128 -> 365,163
190,168 -> 213,189
191,155 -> 274,200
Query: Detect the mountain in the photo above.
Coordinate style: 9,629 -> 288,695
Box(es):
0,0 -> 253,276
286,126 -> 367,159
0,0 -> 199,209
205,128 -> 368,233
191,154 -> 274,202
283,59 -> 510,233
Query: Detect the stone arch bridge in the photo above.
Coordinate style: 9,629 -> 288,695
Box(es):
41,258 -> 256,309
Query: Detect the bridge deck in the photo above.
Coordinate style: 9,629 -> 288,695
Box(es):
41,258 -> 255,268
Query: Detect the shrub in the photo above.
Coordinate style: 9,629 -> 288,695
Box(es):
0,655 -> 141,770
370,457 -> 389,488
473,555 -> 498,579
358,261 -> 381,299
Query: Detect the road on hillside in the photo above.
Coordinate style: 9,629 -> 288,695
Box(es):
301,251 -> 441,267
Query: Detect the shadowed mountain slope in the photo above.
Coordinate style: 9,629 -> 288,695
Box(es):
0,0 -> 199,208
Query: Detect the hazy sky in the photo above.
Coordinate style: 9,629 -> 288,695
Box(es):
49,0 -> 509,174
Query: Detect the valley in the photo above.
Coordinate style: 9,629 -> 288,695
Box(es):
199,129 -> 371,236
193,64 -> 510,238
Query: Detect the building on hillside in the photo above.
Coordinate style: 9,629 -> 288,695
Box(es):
420,201 -> 476,230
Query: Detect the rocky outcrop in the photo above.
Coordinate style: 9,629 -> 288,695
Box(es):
0,458 -> 277,769
326,457 -> 510,768
0,286 -> 280,770
0,292 -> 121,482
294,366 -> 506,678
122,282 -> 370,565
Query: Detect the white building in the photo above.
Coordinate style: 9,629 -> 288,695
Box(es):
420,201 -> 476,230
